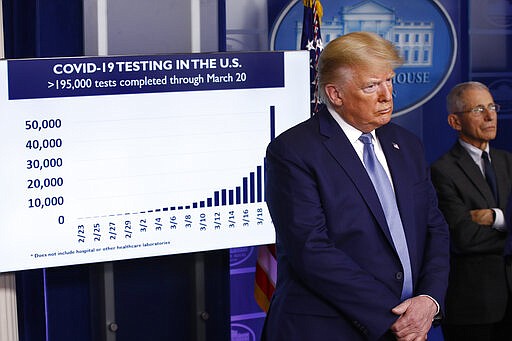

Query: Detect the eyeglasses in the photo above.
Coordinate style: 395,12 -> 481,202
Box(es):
454,103 -> 500,116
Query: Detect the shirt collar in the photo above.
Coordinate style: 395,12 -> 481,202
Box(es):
326,105 -> 375,144
458,139 -> 490,163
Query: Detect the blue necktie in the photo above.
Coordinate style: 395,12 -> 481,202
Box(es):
482,151 -> 498,203
359,133 -> 413,300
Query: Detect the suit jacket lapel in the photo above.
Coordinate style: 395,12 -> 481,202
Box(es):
452,143 -> 496,205
317,110 -> 394,244
490,149 -> 507,207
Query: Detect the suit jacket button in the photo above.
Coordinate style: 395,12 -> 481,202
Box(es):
395,272 -> 403,280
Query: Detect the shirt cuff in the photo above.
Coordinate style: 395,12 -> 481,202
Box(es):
418,294 -> 440,315
492,209 -> 507,232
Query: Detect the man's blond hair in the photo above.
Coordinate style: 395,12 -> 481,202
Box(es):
317,31 -> 403,102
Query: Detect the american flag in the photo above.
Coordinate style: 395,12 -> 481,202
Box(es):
254,0 -> 324,314
254,244 -> 277,313
301,0 -> 324,115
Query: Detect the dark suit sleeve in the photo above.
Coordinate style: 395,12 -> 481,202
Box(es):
504,194 -> 512,258
431,161 -> 506,254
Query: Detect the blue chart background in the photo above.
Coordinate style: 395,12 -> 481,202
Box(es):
7,52 -> 284,99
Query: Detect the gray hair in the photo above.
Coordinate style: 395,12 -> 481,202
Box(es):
446,81 -> 490,114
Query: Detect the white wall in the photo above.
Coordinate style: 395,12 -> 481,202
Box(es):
83,0 -> 269,54
225,0 -> 268,51
84,0 -> 219,55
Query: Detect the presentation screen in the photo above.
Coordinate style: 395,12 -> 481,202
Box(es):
0,51 -> 310,272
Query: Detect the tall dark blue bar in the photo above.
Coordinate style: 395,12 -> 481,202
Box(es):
207,198 -> 213,207
200,201 -> 205,208
229,190 -> 234,205
243,178 -> 248,204
266,105 -> 276,203
236,187 -> 241,204
270,105 -> 275,141
249,172 -> 255,203
257,166 -> 262,202
214,191 -> 220,206
221,189 -> 227,206
193,203 -> 198,208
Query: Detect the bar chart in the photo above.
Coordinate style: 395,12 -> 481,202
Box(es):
0,51 -> 310,271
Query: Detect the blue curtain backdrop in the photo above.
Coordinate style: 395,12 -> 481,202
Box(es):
3,0 -> 83,58
230,1 -> 512,341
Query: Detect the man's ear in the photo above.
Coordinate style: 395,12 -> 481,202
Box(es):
447,113 -> 462,131
324,84 -> 343,107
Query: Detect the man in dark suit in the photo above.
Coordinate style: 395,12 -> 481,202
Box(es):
262,31 -> 450,341
430,81 -> 512,341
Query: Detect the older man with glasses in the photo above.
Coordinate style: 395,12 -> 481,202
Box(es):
431,81 -> 512,341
